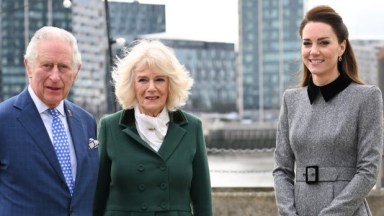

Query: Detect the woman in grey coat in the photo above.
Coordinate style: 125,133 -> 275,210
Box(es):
273,5 -> 383,216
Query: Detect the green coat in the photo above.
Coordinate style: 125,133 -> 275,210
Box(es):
93,109 -> 212,216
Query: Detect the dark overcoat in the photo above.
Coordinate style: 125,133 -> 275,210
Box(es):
93,109 -> 212,216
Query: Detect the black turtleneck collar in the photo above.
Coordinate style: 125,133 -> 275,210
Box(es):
307,74 -> 352,104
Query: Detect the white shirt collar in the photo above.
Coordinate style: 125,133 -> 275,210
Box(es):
134,105 -> 169,152
28,85 -> 65,116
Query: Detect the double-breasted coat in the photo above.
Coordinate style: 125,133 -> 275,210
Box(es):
93,109 -> 212,216
273,81 -> 383,216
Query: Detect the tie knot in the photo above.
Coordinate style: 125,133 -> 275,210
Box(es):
48,108 -> 59,118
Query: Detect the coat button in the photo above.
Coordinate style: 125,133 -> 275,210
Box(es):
159,182 -> 167,190
160,202 -> 168,209
159,165 -> 166,171
137,164 -> 145,172
138,184 -> 146,191
141,203 -> 148,211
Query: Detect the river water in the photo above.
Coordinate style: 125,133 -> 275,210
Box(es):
208,151 -> 274,188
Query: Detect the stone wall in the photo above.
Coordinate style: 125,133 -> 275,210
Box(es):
212,188 -> 384,216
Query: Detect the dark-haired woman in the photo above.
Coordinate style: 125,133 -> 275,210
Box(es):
273,5 -> 383,216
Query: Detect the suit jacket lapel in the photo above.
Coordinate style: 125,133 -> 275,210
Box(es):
64,102 -> 87,185
119,109 -> 188,160
15,89 -> 64,180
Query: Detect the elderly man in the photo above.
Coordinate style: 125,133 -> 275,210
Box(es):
0,26 -> 99,216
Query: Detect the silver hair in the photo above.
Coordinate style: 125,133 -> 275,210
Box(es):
24,26 -> 82,69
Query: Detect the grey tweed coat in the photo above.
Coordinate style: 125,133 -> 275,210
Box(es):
273,83 -> 383,216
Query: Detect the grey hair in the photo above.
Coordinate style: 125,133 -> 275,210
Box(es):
24,26 -> 82,69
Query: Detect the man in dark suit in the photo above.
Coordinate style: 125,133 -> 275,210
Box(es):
0,26 -> 99,216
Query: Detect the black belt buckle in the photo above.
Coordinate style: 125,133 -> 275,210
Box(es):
305,166 -> 319,184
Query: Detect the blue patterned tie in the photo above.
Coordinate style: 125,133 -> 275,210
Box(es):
48,108 -> 74,195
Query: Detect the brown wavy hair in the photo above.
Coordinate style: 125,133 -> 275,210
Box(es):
298,5 -> 363,86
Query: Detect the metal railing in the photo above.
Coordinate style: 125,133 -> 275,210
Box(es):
207,147 -> 384,190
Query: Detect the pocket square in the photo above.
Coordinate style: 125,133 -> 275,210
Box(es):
88,138 -> 99,149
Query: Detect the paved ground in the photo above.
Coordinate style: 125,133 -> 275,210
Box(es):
208,151 -> 275,188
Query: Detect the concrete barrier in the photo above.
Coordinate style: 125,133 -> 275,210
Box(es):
212,188 -> 384,216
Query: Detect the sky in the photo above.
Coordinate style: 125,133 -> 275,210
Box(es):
113,0 -> 384,42
112,0 -> 238,42
307,0 -> 384,40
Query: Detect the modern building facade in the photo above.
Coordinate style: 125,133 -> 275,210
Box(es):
238,0 -> 304,122
352,39 -> 384,103
70,0 -> 108,119
108,1 -> 166,55
350,39 -> 384,86
0,0 -> 72,101
170,40 -> 237,113
0,0 -> 108,120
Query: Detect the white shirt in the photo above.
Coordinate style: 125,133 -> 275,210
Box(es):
28,85 -> 77,181
135,106 -> 169,152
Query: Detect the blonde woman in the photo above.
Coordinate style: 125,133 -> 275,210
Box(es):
93,39 -> 212,216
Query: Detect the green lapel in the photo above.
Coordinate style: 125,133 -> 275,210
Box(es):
119,109 -> 189,160
158,122 -> 186,160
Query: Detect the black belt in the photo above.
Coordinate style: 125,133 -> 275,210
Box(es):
296,166 -> 356,184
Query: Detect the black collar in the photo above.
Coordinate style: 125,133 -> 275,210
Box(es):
119,108 -> 188,128
307,74 -> 351,104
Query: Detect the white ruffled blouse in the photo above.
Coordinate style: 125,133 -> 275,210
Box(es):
134,106 -> 169,152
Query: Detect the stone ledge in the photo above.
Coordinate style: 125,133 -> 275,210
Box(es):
212,187 -> 384,216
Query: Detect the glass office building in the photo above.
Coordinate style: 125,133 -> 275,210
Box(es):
0,0 -> 109,119
108,1 -> 165,54
70,0 -> 108,119
239,0 -> 303,121
0,0 -> 71,101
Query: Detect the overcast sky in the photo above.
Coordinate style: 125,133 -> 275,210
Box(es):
113,0 -> 384,42
308,0 -> 384,40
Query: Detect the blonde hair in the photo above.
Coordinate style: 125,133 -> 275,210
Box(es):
113,39 -> 193,110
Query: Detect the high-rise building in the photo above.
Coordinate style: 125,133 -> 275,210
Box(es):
108,1 -> 165,54
0,0 -> 72,101
0,0 -> 108,120
238,0 -> 304,122
351,39 -> 384,86
70,0 -> 108,119
170,39 -> 237,113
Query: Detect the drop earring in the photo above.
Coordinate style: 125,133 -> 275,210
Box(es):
338,56 -> 342,62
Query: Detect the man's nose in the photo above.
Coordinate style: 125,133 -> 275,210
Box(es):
49,66 -> 60,80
